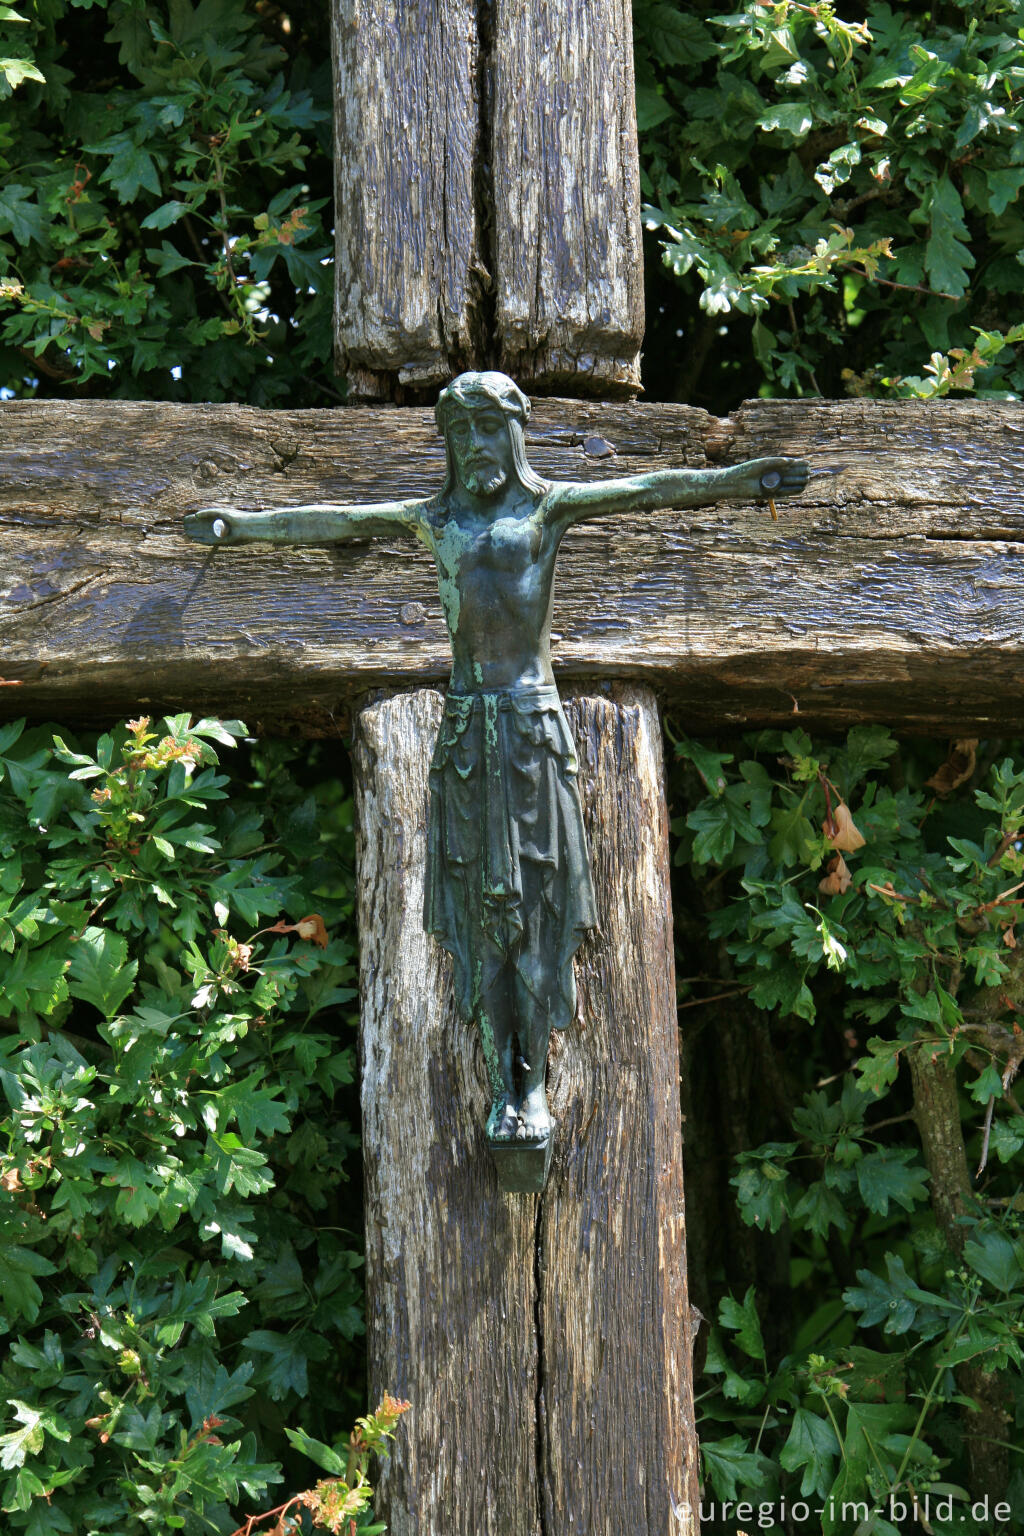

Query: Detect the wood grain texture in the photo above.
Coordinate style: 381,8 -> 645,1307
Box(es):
330,0 -> 643,398
490,0 -> 644,395
355,690 -> 541,1536
3,396 -> 1024,732
549,689 -> 697,1534
354,685 -> 695,1536
331,0 -> 481,398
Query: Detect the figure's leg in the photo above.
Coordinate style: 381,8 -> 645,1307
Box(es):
514,997 -> 553,1141
510,866 -> 557,1142
479,947 -> 519,1141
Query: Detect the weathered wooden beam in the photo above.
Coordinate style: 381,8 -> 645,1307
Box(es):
2,397 -> 1023,733
490,0 -> 644,394
330,0 -> 642,399
354,685 -> 696,1536
331,0 -> 481,399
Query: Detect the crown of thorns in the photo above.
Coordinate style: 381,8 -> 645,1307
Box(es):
435,371 -> 531,432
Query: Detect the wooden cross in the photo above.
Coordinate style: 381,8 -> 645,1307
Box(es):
2,3 -> 1022,1533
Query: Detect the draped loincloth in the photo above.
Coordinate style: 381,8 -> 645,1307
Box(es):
424,685 -> 598,1030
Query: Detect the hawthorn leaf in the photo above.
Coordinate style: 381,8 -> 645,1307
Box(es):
68,927 -> 137,1018
925,175 -> 975,298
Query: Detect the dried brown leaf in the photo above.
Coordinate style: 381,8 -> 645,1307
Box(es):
925,738 -> 978,796
824,801 -> 866,852
295,913 -> 329,948
819,852 -> 852,895
263,913 -> 329,948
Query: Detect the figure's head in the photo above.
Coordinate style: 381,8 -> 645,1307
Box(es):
435,371 -> 546,500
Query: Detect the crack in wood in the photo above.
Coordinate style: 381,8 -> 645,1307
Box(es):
533,1197 -> 548,1536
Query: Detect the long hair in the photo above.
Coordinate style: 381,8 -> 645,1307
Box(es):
434,371 -> 549,505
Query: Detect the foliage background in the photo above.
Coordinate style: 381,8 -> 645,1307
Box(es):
668,729 -> 1024,1534
0,718 -> 368,1533
2,0 -> 1024,1532
0,0 -> 336,406
634,0 -> 1024,409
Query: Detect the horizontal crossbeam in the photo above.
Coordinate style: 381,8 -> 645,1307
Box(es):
1,396 -> 1021,732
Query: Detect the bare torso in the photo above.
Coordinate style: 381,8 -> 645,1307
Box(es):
423,488 -> 561,692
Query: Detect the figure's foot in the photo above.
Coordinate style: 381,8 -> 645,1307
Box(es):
487,1094 -> 520,1142
514,1083 -> 552,1142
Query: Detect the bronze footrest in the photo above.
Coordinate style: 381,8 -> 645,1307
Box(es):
488,1132 -> 553,1194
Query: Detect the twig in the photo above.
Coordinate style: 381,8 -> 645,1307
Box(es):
977,877 -> 1024,910
865,1111 -> 915,1133
678,985 -> 753,1011
867,881 -> 918,904
857,269 -> 960,301
988,828 -> 1022,867
227,1497 -> 305,1536
977,1095 -> 996,1178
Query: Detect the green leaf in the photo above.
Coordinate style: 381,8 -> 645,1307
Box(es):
67,927 -> 137,1018
815,142 -> 861,197
757,103 -> 814,139
855,1149 -> 929,1216
968,1063 -> 1003,1104
686,800 -> 735,863
140,200 -> 192,230
964,1231 -> 1024,1294
855,1037 -> 904,1097
925,175 -> 974,299
768,795 -> 817,867
731,1145 -> 797,1232
988,1119 -> 1024,1164
284,1425 -> 347,1477
635,86 -> 675,131
0,1403 -> 44,1471
702,1433 -> 772,1501
0,184 -> 45,245
0,1243 -> 57,1325
984,168 -> 1024,218
718,1285 -> 765,1360
793,1180 -> 850,1237
843,1253 -> 947,1335
640,5 -> 716,66
243,1328 -> 317,1399
84,132 -> 162,201
0,57 -> 45,91
675,736 -> 733,795
780,1407 -> 839,1499
702,1329 -> 765,1404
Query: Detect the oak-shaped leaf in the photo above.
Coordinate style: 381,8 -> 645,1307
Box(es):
68,926 -> 138,1019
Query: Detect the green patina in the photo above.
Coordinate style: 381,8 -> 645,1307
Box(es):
184,370 -> 808,1192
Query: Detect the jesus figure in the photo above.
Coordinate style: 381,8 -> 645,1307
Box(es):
185,370 -> 807,1188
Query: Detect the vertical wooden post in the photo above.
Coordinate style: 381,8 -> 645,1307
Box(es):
355,686 -> 698,1535
331,0 -> 642,399
490,0 -> 644,394
331,0 -> 482,399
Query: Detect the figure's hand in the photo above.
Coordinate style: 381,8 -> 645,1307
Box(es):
183,508 -> 243,545
730,456 -> 809,505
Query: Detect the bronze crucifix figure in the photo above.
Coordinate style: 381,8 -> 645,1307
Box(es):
184,370 -> 808,1192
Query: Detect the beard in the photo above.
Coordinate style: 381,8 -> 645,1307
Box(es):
462,464 -> 508,497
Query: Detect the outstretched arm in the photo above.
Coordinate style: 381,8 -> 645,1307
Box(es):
547,457 -> 808,529
183,498 -> 426,546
